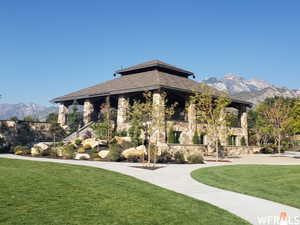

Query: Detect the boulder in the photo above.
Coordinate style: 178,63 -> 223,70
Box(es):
98,150 -> 109,159
122,145 -> 146,159
33,142 -> 49,151
74,153 -> 90,160
56,147 -> 64,157
31,147 -> 41,156
82,138 -> 107,148
114,136 -> 131,145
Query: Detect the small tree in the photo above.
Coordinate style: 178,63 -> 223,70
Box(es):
128,91 -> 177,166
67,104 -> 83,134
259,97 -> 293,153
49,122 -> 66,144
190,84 -> 231,161
46,113 -> 58,124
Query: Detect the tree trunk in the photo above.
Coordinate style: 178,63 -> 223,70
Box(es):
216,138 -> 219,162
278,135 -> 281,154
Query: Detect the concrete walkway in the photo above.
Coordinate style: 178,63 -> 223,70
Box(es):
1,154 -> 299,225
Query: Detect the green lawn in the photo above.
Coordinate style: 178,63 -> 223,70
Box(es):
0,159 -> 249,225
192,165 -> 300,209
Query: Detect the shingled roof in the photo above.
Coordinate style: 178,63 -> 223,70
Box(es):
51,60 -> 252,107
116,59 -> 194,77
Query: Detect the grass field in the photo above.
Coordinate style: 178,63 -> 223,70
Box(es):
192,165 -> 300,209
0,158 -> 249,225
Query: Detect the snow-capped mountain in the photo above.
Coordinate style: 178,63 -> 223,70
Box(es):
0,103 -> 57,121
202,74 -> 299,104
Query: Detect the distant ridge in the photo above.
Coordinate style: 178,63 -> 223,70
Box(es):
202,74 -> 300,105
0,103 -> 57,121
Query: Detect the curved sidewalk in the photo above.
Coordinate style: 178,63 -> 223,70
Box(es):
1,154 -> 299,225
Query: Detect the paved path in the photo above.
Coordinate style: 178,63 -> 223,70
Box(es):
1,154 -> 299,225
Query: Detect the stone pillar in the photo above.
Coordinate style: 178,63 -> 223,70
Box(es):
187,103 -> 197,144
238,104 -> 248,146
219,109 -> 227,146
151,91 -> 166,144
117,95 -> 129,131
58,103 -> 69,127
83,99 -> 94,124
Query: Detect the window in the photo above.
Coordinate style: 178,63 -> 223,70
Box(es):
228,135 -> 237,146
199,134 -> 206,145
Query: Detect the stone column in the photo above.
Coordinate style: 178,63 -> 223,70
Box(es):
83,99 -> 94,125
219,109 -> 228,146
239,105 -> 248,146
117,95 -> 129,131
187,103 -> 197,144
58,103 -> 69,127
151,91 -> 166,144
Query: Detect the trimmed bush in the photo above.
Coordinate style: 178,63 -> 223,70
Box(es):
192,130 -> 200,144
187,154 -> 204,164
240,137 -> 246,146
63,144 -> 76,159
74,139 -> 82,146
174,152 -> 185,164
168,127 -> 175,144
107,143 -> 123,162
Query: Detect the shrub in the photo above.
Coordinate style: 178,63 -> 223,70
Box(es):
107,143 -> 123,162
126,153 -> 140,162
91,147 -> 98,153
174,151 -> 185,164
74,139 -> 82,146
192,130 -> 200,144
14,145 -> 30,155
120,141 -> 135,150
15,151 -> 24,155
77,148 -> 85,153
41,149 -> 50,157
63,144 -> 76,159
48,148 -> 58,158
261,145 -> 275,154
157,150 -> 172,163
187,154 -> 204,164
168,127 -> 175,144
83,144 -> 92,150
90,152 -> 100,160
128,126 -> 142,147
117,130 -> 127,137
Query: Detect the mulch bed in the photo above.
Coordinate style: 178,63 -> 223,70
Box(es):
131,166 -> 165,170
205,159 -> 232,163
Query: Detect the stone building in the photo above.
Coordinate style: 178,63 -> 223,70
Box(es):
52,60 -> 253,154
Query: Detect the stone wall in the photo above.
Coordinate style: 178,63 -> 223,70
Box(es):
223,146 -> 261,156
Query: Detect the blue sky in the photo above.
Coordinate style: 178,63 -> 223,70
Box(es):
0,0 -> 299,105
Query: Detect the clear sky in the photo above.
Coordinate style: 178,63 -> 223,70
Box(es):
0,0 -> 299,105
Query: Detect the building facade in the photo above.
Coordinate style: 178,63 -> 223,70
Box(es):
52,60 -> 252,153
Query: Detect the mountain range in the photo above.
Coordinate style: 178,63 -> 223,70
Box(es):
0,103 -> 57,121
0,75 -> 298,120
202,74 -> 300,105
